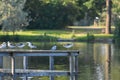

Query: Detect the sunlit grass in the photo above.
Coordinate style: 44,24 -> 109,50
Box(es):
94,34 -> 113,38
0,29 -> 114,42
68,26 -> 115,28
0,30 -> 73,38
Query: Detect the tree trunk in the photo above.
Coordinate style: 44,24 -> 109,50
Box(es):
105,0 -> 112,34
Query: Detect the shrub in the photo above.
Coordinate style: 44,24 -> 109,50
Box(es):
86,33 -> 95,42
0,35 -> 10,41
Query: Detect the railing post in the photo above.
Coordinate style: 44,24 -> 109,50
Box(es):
0,76 -> 2,80
69,52 -> 79,80
0,56 -> 3,68
0,56 -> 3,80
49,56 -> 54,80
74,55 -> 78,80
23,56 -> 28,80
11,53 -> 15,80
69,53 -> 74,80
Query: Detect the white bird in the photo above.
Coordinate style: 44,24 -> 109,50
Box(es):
51,45 -> 57,50
95,17 -> 99,20
7,41 -> 16,48
27,42 -> 37,48
63,43 -> 73,49
0,42 -> 7,49
16,42 -> 26,48
19,77 -> 33,80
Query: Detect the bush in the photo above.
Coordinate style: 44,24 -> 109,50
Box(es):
0,35 -> 10,41
86,33 -> 95,42
0,35 -> 20,42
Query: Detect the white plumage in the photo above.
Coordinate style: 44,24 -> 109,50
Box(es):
51,45 -> 57,50
0,42 -> 7,49
27,42 -> 37,48
16,42 -> 26,48
63,43 -> 73,49
7,41 -> 16,48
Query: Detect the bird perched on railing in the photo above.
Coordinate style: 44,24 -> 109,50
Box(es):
0,42 -> 7,49
16,42 -> 26,48
26,42 -> 37,48
51,44 -> 57,50
63,43 -> 73,49
7,41 -> 16,48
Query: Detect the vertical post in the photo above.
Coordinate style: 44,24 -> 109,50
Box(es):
0,76 -> 2,80
0,56 -> 3,68
49,56 -> 54,80
69,53 -> 74,80
23,56 -> 27,70
0,56 -> 3,80
23,56 -> 27,80
11,53 -> 15,80
74,56 -> 78,80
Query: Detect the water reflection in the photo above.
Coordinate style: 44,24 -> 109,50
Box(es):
93,44 -> 112,80
0,42 -> 120,80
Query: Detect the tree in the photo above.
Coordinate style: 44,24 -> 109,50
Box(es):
112,0 -> 120,14
105,0 -> 112,34
112,0 -> 120,39
0,0 -> 29,35
76,0 -> 106,26
24,0 -> 79,29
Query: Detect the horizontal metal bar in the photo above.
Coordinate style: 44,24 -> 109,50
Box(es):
14,53 -> 69,56
16,71 -> 69,76
0,49 -> 79,53
0,52 -> 10,56
0,69 -> 75,76
13,53 -> 78,56
0,50 -> 79,56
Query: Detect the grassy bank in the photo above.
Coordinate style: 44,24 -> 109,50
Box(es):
0,30 -> 114,42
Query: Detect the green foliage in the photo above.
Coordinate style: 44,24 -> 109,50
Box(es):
76,0 -> 106,21
114,17 -> 120,44
0,35 -> 10,41
24,0 -> 109,29
75,33 -> 95,42
87,33 -> 94,42
12,35 -> 20,42
0,35 -> 19,42
76,33 -> 94,42
0,34 -> 58,42
24,0 -> 79,29
71,30 -> 76,38
75,36 -> 88,42
112,0 -> 120,14
114,17 -> 120,40
0,0 -> 29,34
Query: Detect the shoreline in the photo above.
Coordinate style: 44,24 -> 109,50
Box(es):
57,38 -> 114,43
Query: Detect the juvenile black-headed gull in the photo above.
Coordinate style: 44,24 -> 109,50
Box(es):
63,43 -> 73,49
16,42 -> 26,48
27,42 -> 37,48
7,41 -> 16,48
51,44 -> 57,50
0,42 -> 7,49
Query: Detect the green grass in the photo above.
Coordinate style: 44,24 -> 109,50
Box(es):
0,29 -> 114,42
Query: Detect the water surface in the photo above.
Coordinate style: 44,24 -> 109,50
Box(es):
0,42 -> 120,80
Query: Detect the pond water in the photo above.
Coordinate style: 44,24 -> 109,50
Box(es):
0,42 -> 120,80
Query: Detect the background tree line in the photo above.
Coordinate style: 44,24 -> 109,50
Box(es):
24,0 -> 106,29
0,0 -> 120,30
